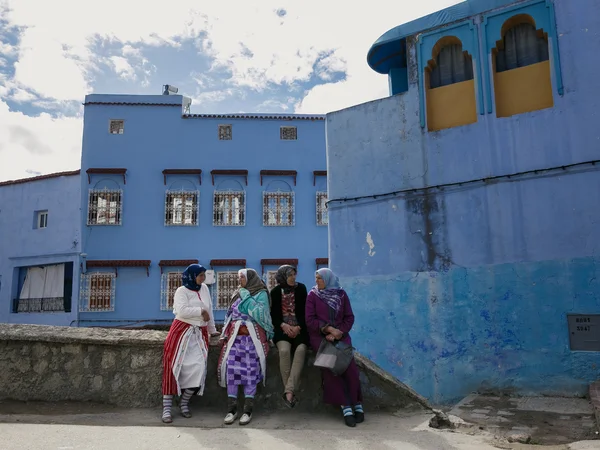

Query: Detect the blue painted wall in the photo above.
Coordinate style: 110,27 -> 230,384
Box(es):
0,173 -> 81,326
326,0 -> 600,404
80,94 -> 327,326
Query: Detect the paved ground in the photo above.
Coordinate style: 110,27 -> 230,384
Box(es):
450,394 -> 599,445
0,401 -> 599,450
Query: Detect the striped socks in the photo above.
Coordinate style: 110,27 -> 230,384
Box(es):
354,404 -> 364,413
342,405 -> 353,417
180,389 -> 194,417
162,395 -> 173,422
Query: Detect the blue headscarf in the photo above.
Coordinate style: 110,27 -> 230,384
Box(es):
311,268 -> 344,313
181,264 -> 206,291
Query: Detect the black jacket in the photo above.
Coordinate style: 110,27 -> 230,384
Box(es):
270,283 -> 309,346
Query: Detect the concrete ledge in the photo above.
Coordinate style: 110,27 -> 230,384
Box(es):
589,381 -> 600,431
0,323 -> 427,411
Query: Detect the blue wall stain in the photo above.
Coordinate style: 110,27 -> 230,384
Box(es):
325,0 -> 600,404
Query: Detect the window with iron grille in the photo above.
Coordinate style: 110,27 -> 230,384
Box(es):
79,272 -> 116,312
263,191 -> 295,226
266,270 -> 278,291
165,190 -> 199,226
216,271 -> 238,309
87,189 -> 123,225
280,126 -> 297,140
109,119 -> 124,135
213,191 -> 245,226
218,124 -> 232,140
160,271 -> 182,311
316,191 -> 328,226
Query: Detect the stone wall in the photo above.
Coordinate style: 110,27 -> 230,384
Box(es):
0,324 -> 429,410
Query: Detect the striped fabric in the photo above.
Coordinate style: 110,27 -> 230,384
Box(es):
162,319 -> 209,395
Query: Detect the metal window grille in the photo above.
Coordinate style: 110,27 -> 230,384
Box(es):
263,191 -> 295,226
266,270 -> 278,290
87,188 -> 123,226
316,191 -> 329,226
160,271 -> 182,310
79,272 -> 116,312
216,271 -> 238,310
17,297 -> 64,313
213,190 -> 246,226
109,119 -> 124,135
280,126 -> 297,140
165,190 -> 199,226
218,124 -> 232,140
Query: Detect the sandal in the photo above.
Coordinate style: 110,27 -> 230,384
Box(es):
282,393 -> 294,408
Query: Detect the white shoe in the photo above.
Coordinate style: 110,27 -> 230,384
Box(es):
239,412 -> 252,426
224,412 -> 238,425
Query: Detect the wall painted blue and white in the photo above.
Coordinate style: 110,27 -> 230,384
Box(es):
0,172 -> 81,326
326,0 -> 600,404
79,94 -> 327,327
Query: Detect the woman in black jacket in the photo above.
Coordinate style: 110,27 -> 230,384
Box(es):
270,265 -> 309,408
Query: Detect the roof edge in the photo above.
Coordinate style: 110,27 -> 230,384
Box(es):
0,170 -> 81,188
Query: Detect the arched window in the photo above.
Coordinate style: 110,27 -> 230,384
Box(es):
425,36 -> 477,131
493,15 -> 553,117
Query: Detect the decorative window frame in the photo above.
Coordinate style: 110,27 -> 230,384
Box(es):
316,191 -> 328,226
280,126 -> 297,140
263,190 -> 295,227
213,190 -> 246,226
79,272 -> 116,312
266,270 -> 278,290
164,189 -> 199,226
215,270 -> 239,310
481,0 -> 562,114
218,124 -> 232,140
87,188 -> 123,226
160,271 -> 183,311
109,119 -> 124,135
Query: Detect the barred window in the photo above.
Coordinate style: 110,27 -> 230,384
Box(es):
109,119 -> 124,135
165,190 -> 199,226
263,191 -> 294,226
316,191 -> 328,226
88,189 -> 122,226
280,126 -> 297,140
219,124 -> 232,140
160,271 -> 182,310
79,272 -> 115,312
216,271 -> 238,309
213,191 -> 245,226
266,270 -> 278,291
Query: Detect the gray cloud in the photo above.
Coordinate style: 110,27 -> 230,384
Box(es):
9,125 -> 54,154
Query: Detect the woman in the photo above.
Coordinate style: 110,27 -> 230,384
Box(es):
305,268 -> 364,427
161,264 -> 218,424
270,265 -> 308,408
218,268 -> 274,426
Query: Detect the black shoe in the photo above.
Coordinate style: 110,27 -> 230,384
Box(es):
344,414 -> 356,427
354,411 -> 364,423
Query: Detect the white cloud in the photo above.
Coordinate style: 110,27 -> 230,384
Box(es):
109,56 -> 136,81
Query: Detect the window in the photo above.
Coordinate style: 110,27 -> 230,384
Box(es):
213,190 -> 245,226
79,272 -> 116,312
87,189 -> 122,225
109,119 -> 124,135
15,263 -> 71,313
165,190 -> 199,226
316,191 -> 328,226
495,21 -> 549,73
266,270 -> 278,291
37,211 -> 48,229
263,191 -> 295,226
216,271 -> 238,309
218,124 -> 232,140
280,126 -> 297,140
160,271 -> 182,311
428,40 -> 474,88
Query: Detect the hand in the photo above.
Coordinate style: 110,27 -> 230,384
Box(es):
291,326 -> 301,338
282,324 -> 293,337
201,310 -> 210,322
330,328 -> 343,340
325,334 -> 336,342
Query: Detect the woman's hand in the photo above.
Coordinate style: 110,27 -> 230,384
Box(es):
201,310 -> 210,322
325,334 -> 336,342
282,323 -> 293,337
329,328 -> 343,340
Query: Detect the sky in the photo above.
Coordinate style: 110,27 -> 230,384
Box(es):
0,0 -> 460,182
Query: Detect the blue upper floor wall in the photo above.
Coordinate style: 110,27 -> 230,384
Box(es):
79,94 -> 328,324
0,172 -> 81,326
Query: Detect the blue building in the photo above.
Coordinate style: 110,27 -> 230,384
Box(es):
326,0 -> 600,404
78,93 -> 327,326
0,171 -> 81,326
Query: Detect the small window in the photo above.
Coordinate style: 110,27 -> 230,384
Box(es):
109,120 -> 124,135
213,190 -> 246,226
37,211 -> 48,229
80,272 -> 115,312
263,191 -> 295,226
316,191 -> 328,226
266,270 -> 278,291
495,22 -> 549,73
219,124 -> 232,140
160,271 -> 182,310
280,126 -> 297,140
88,189 -> 123,225
216,271 -> 239,309
429,41 -> 474,89
165,190 -> 199,226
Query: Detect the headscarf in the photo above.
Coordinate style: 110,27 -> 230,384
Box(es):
275,265 -> 297,292
311,268 -> 343,313
231,268 -> 269,304
181,264 -> 206,292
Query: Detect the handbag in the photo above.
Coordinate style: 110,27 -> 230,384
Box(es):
313,338 -> 354,376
